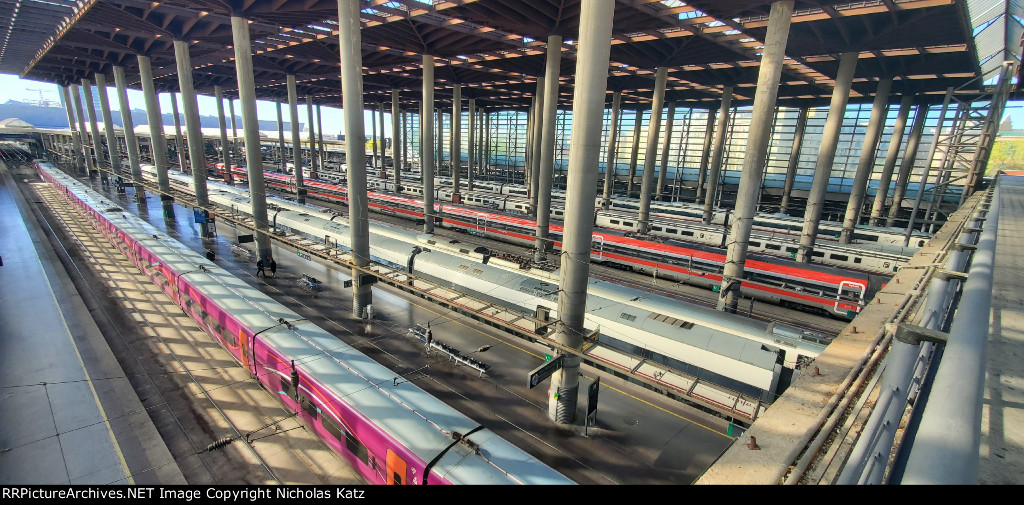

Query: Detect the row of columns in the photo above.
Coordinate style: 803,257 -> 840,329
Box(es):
48,0 -> 994,427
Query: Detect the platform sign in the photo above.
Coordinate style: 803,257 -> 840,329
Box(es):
528,354 -> 563,389
586,377 -> 601,431
193,207 -> 209,224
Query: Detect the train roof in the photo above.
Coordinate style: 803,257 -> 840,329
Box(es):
411,252 -> 781,371
585,279 -> 829,356
43,165 -> 572,485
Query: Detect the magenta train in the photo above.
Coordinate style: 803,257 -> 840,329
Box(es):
36,161 -> 574,485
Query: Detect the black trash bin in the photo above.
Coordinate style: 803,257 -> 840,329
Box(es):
205,249 -> 216,262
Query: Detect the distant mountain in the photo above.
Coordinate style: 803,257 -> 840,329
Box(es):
0,99 -> 300,132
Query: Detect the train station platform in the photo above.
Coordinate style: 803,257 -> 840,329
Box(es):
0,162 -> 184,484
979,173 -> 1024,484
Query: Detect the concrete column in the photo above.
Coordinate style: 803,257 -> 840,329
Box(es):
626,107 -> 643,197
903,88 -> 954,244
535,34 -> 562,262
173,39 -> 212,238
94,74 -> 121,177
276,100 -> 286,173
81,79 -> 106,176
468,97 -> 476,191
422,54 -> 436,233
638,66 -> 668,234
484,109 -> 491,176
214,87 -> 233,184
525,100 -> 535,188
376,102 -> 384,174
231,15 -> 272,262
452,83 -> 462,198
717,0 -> 794,312
869,95 -> 914,225
337,0 -> 373,318
285,76 -> 304,200
169,92 -> 186,170
694,107 -> 717,201
392,89 -> 401,189
657,101 -> 676,201
113,67 -> 144,193
402,109 -> 409,173
839,78 -> 892,243
71,84 -> 95,175
529,76 -> 545,214
370,102 -> 380,169
229,98 -> 239,165
138,55 -> 174,219
886,102 -> 929,227
796,52 -> 858,263
779,107 -> 808,214
548,0 -> 614,424
318,104 -> 326,178
306,96 -> 317,174
702,87 -> 734,223
436,110 -> 444,175
60,85 -> 85,173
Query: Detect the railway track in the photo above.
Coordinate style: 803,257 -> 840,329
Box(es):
17,160 -> 361,485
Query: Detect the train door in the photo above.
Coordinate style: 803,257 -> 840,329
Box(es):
835,280 -> 865,314
592,235 -> 604,259
385,449 -> 407,485
475,214 -> 488,237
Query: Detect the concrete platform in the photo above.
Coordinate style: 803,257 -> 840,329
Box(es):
980,173 -> 1024,484
0,162 -> 184,485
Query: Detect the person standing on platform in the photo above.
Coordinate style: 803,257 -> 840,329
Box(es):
425,323 -> 433,355
269,257 -> 277,277
256,258 -> 265,277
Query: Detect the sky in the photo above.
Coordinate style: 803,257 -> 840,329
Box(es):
0,73 -> 395,138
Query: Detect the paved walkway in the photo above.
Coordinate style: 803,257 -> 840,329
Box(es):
0,162 -> 183,484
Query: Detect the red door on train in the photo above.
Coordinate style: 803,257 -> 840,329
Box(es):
385,449 -> 407,485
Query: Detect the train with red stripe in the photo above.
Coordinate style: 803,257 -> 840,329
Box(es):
202,163 -> 883,318
39,160 -> 573,485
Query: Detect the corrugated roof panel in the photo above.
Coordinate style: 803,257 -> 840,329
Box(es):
969,0 -> 1006,28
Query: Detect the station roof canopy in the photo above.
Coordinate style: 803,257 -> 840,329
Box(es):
8,0 -> 1024,110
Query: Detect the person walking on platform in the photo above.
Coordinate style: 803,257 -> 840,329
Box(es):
256,258 -> 265,277
425,323 -> 433,355
270,257 -> 277,277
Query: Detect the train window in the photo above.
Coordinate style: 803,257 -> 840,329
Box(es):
830,254 -> 849,262
610,219 -> 621,225
652,226 -> 663,232
322,415 -> 345,443
279,374 -> 294,399
680,230 -> 694,237
623,221 -> 634,227
749,241 -> 761,248
300,396 -> 319,419
812,251 -> 824,258
854,257 -> 862,264
345,432 -> 370,465
666,228 -> 677,234
619,313 -> 637,322
765,243 -> 781,251
786,247 -> 797,253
